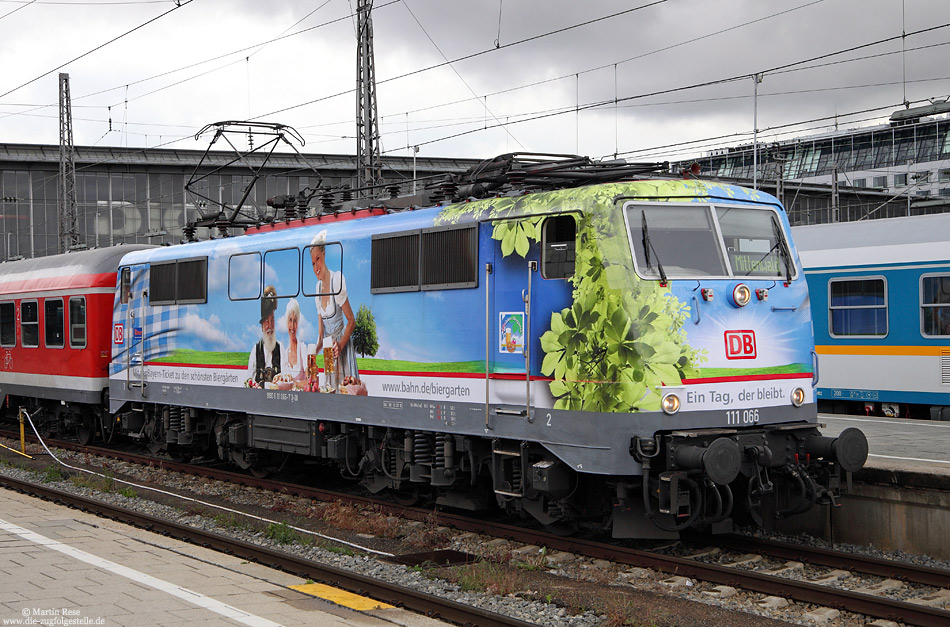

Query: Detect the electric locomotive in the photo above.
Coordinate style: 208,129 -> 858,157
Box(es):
102,154 -> 867,538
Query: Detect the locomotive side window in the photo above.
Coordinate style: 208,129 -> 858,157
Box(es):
177,258 -> 208,304
0,302 -> 14,347
920,275 -> 950,336
44,299 -> 65,348
20,300 -> 38,347
829,278 -> 887,337
229,253 -> 262,300
371,232 -> 420,293
421,225 -> 478,290
149,262 -> 177,304
370,226 -> 478,293
149,257 -> 208,305
119,267 -> 131,304
541,215 -> 576,279
69,297 -> 86,349
303,243 -> 343,297
264,248 -> 300,298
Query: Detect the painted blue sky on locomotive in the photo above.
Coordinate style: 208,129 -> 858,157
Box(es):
111,179 -> 814,443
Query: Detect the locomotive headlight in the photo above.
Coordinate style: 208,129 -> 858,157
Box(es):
791,387 -> 806,407
661,393 -> 681,415
732,283 -> 752,307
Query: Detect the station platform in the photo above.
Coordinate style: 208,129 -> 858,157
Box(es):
0,489 -> 448,627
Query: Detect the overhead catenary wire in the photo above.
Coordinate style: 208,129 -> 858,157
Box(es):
0,0 -> 196,100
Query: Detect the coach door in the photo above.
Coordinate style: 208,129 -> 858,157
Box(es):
487,217 -> 540,426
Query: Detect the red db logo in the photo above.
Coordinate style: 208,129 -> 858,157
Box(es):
724,330 -> 756,359
113,323 -> 124,345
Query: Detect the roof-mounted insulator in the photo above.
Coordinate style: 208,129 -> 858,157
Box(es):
182,223 -> 197,242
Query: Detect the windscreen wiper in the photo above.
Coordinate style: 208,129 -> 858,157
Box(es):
771,219 -> 792,283
641,212 -> 668,284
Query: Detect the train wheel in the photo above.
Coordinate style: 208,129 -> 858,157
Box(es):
249,464 -> 271,479
392,489 -> 420,507
77,415 -> 96,445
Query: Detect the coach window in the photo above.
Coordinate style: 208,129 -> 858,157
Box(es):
44,299 -> 65,348
920,275 -> 950,336
21,300 -> 39,348
0,302 -> 14,347
69,297 -> 86,349
829,278 -> 887,337
541,215 -> 576,279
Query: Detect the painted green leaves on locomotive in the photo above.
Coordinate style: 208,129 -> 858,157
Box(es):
436,183 -> 702,413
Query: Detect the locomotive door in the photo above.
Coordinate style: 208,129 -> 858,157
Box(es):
487,218 -> 540,423
120,264 -> 148,394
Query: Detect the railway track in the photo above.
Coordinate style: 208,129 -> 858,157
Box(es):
5,431 -> 950,626
0,472 -> 536,627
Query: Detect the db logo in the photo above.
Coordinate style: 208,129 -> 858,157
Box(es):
113,323 -> 124,345
724,330 -> 756,359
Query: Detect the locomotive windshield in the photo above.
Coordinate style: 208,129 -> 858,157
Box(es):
625,203 -> 791,280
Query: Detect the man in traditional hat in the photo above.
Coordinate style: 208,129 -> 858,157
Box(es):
247,285 -> 283,386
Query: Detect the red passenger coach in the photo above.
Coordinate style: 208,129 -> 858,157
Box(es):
0,246 -> 151,439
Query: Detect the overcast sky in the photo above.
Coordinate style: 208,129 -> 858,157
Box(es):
1,0 -> 948,164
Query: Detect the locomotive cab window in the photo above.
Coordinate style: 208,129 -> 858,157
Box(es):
626,204 -> 728,278
119,267 -> 131,304
624,202 -> 793,280
920,274 -> 950,336
69,297 -> 86,349
542,215 -> 576,279
0,302 -> 14,347
44,298 -> 65,348
829,278 -> 887,337
715,206 -> 790,278
20,300 -> 38,348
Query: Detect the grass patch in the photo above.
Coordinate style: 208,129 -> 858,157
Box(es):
41,465 -> 67,483
265,522 -> 299,545
320,500 -> 400,539
119,487 -> 138,499
214,513 -> 252,531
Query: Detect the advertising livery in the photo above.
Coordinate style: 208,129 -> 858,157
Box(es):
104,178 -> 867,537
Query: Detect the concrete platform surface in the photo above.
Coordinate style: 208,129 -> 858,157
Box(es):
0,488 -> 449,626
819,413 -> 950,477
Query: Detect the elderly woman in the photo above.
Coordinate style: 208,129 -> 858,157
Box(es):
280,298 -> 308,380
309,230 -> 358,380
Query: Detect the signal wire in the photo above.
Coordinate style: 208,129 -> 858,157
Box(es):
15,407 -> 395,557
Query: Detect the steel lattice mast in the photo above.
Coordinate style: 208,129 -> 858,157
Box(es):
58,73 -> 82,252
356,0 -> 382,198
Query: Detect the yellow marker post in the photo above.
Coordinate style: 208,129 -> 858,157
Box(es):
18,407 -> 25,454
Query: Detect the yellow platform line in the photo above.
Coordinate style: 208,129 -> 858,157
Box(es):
290,583 -> 395,611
